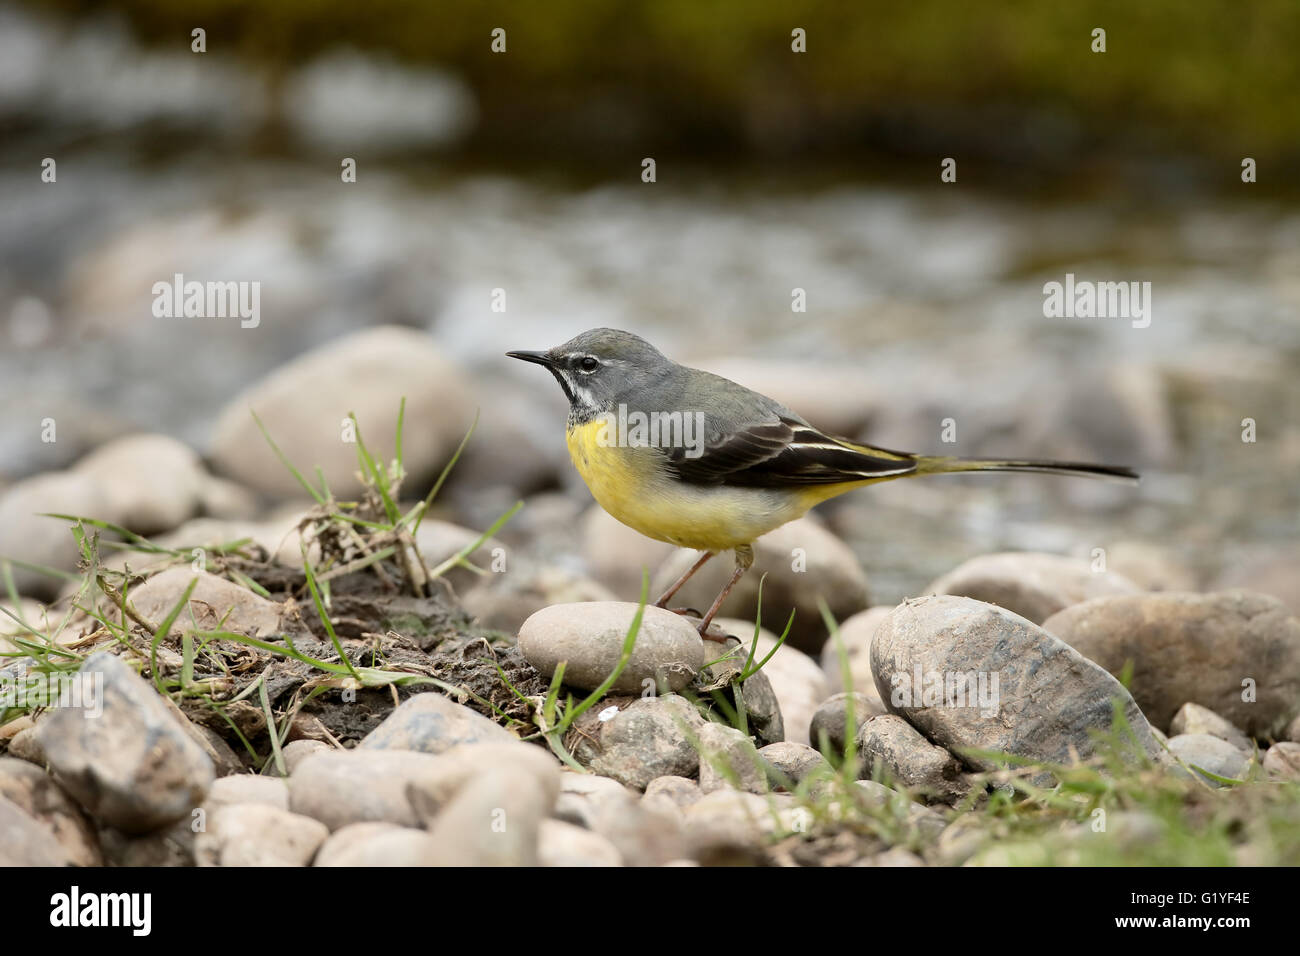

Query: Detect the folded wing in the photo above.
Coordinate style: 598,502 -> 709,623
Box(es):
664,415 -> 918,487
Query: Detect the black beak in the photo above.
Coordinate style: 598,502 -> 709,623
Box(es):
506,350 -> 554,368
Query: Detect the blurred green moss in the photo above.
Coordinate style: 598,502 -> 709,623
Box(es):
30,0 -> 1300,162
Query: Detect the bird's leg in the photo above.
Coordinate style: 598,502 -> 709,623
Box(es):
653,550 -> 715,608
696,545 -> 754,641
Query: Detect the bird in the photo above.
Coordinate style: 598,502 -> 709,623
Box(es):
508,328 -> 1137,641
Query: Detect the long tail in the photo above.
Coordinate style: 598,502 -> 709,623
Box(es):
912,456 -> 1139,483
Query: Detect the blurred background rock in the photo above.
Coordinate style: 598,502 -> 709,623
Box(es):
1,0 -> 1297,607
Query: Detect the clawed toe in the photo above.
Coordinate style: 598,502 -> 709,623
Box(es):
697,624 -> 733,643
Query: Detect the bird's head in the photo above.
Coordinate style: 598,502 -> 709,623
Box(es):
507,328 -> 671,421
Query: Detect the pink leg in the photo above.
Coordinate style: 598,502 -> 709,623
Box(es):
653,550 -> 715,608
696,544 -> 754,640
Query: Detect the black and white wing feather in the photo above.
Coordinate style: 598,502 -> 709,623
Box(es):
663,414 -> 917,488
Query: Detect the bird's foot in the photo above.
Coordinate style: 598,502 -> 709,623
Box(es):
663,605 -> 703,619
697,622 -> 734,644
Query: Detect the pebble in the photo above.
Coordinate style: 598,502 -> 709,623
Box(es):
569,694 -> 703,790
35,651 -> 215,833
0,757 -> 101,866
1168,702 -> 1253,752
424,766 -> 551,866
697,722 -> 768,794
553,772 -> 686,866
1101,810 -> 1168,845
202,774 -> 290,814
871,595 -> 1161,778
650,515 -> 869,654
123,567 -> 284,638
538,818 -> 624,866
1043,590 -> 1300,736
642,775 -> 703,809
6,726 -> 44,766
1167,733 -> 1250,785
314,822 -> 440,866
851,778 -> 899,806
404,742 -> 561,820
0,793 -> 73,865
71,433 -> 207,535
209,325 -> 476,499
282,739 -> 331,774
682,789 -> 775,861
858,714 -> 967,801
196,804 -> 329,867
809,692 -> 881,755
0,714 -> 32,741
924,551 -> 1139,624
1262,742 -> 1300,780
153,693 -> 245,777
0,470 -> 110,599
517,602 -> 706,694
740,668 -> 786,747
358,692 -> 517,755
195,474 -> 260,520
287,749 -> 446,830
758,741 -> 831,788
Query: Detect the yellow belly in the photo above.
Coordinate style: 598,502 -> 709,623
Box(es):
564,420 -> 867,551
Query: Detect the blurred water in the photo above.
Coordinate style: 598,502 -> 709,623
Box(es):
2,157 -> 1295,442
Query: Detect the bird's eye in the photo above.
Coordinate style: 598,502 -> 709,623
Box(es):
578,356 -> 599,373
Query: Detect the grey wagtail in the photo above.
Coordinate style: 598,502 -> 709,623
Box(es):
509,328 -> 1137,641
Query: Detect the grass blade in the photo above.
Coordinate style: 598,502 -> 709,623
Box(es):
250,409 -> 327,504
409,410 -> 479,534
300,549 -> 360,680
150,577 -> 199,696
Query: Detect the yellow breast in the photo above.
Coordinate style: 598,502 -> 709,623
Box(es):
564,420 -> 837,551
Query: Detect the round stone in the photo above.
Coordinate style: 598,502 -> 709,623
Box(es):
517,602 -> 706,694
